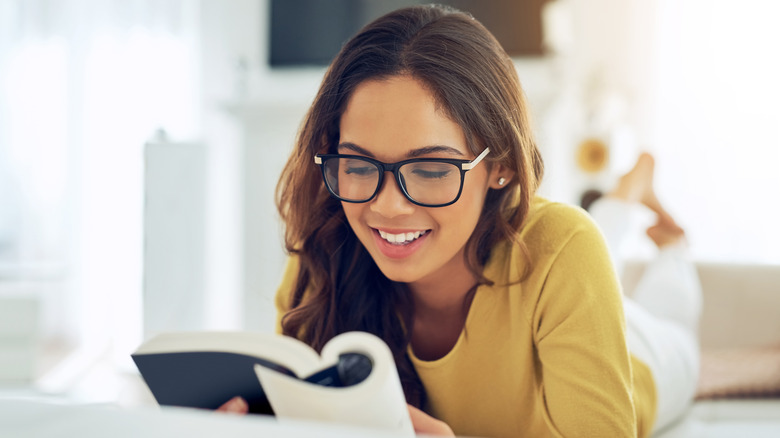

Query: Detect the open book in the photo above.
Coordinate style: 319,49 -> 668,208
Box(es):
132,331 -> 413,435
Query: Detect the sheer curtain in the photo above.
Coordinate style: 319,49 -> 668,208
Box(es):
0,0 -> 200,366
650,0 -> 780,264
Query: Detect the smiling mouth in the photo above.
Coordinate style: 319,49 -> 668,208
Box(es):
376,229 -> 429,245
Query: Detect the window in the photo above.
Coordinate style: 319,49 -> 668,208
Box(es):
0,1 -> 200,372
652,0 -> 780,263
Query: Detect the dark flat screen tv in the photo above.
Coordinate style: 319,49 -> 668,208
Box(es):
269,0 -> 547,67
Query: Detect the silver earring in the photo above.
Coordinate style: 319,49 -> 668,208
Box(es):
498,177 -> 506,186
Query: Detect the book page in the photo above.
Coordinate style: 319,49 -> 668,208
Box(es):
255,331 -> 414,436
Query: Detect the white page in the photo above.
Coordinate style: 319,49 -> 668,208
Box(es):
255,331 -> 414,436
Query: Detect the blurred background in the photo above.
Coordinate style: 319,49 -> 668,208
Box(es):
1,0 -> 778,406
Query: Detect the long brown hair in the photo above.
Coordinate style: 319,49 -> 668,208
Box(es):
275,4 -> 543,407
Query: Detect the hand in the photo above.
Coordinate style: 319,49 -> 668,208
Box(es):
407,404 -> 455,436
216,396 -> 249,415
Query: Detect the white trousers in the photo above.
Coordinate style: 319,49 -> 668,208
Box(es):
589,198 -> 702,433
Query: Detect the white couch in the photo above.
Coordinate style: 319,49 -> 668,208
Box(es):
623,262 -> 780,437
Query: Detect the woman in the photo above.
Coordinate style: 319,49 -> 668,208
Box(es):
223,5 -> 699,437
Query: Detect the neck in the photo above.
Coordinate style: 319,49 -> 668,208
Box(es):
408,253 -> 478,319
407,253 -> 478,361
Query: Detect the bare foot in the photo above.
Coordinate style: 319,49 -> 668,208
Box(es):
608,152 -> 675,224
646,221 -> 686,248
608,153 -> 653,203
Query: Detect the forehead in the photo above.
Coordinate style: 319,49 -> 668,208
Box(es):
338,76 -> 468,158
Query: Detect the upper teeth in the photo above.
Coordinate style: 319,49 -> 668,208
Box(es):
378,230 -> 427,244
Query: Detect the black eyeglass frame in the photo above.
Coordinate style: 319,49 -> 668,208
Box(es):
313,147 -> 490,208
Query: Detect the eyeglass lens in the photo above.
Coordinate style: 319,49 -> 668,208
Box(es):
322,157 -> 462,206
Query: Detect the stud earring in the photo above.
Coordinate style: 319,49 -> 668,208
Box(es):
498,177 -> 506,186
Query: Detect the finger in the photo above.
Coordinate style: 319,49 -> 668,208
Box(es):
407,404 -> 455,436
216,396 -> 249,414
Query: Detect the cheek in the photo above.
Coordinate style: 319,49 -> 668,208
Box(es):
437,182 -> 488,238
341,203 -> 366,236
456,171 -> 490,215
454,176 -> 491,234
341,203 -> 359,223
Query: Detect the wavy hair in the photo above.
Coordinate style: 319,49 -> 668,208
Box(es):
275,4 -> 543,407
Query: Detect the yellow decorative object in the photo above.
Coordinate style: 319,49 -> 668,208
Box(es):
576,138 -> 609,173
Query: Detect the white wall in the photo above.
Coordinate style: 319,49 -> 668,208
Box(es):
197,0 -> 321,333
198,0 -> 261,331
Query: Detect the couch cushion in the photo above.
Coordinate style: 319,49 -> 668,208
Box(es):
696,345 -> 780,400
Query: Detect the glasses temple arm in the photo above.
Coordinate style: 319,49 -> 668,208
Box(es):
461,147 -> 490,170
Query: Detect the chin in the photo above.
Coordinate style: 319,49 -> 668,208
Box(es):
380,270 -> 419,284
371,262 -> 413,283
370,258 -> 425,284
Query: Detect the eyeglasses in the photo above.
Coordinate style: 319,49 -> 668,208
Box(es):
314,148 -> 490,207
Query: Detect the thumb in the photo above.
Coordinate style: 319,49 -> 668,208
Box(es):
407,404 -> 454,436
216,396 -> 249,414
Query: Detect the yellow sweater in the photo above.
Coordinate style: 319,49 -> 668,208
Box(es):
275,197 -> 656,437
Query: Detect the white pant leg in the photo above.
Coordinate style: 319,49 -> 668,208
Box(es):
587,197 -> 645,274
628,244 -> 702,432
590,198 -> 702,432
631,244 -> 702,333
624,298 -> 700,433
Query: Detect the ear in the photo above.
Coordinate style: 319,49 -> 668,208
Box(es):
488,164 -> 515,190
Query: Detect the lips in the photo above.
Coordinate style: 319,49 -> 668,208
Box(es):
371,228 -> 430,259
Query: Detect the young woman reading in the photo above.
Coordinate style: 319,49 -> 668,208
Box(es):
220,5 -> 701,437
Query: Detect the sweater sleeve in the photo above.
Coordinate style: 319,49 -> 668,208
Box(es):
533,215 -> 637,437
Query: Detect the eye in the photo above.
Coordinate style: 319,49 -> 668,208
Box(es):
405,162 -> 457,180
411,168 -> 452,179
342,159 -> 378,177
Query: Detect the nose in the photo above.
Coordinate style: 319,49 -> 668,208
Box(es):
369,172 -> 415,217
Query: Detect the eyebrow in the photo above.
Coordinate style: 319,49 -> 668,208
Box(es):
337,142 -> 466,158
